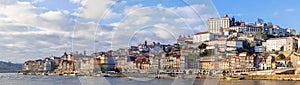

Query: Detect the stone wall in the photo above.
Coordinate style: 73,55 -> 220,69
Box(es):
244,75 -> 300,80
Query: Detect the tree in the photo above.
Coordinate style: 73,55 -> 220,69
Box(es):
280,46 -> 284,51
114,68 -> 121,73
198,43 -> 208,57
278,54 -> 286,60
198,43 -> 207,49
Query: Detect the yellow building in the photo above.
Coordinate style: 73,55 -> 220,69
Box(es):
90,58 -> 94,71
220,61 -> 229,70
201,61 -> 211,70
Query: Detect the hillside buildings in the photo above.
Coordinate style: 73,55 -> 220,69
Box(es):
208,14 -> 232,35
193,32 -> 215,43
22,14 -> 299,76
264,37 -> 298,52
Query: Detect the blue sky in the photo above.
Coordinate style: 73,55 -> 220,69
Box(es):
213,0 -> 300,33
0,0 -> 299,63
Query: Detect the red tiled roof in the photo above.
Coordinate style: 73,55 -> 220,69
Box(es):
177,37 -> 193,41
268,37 -> 287,40
240,52 -> 247,54
194,32 -> 210,35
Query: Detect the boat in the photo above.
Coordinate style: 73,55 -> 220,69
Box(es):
17,71 -> 24,75
225,76 -> 241,80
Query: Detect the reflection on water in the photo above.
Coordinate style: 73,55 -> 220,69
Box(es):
1,73 -> 300,85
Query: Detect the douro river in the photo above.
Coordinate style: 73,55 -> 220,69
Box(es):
1,73 -> 300,85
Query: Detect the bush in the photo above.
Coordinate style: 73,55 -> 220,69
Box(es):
278,54 -> 286,60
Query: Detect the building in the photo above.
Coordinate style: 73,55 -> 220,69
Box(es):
291,49 -> 300,67
229,25 -> 262,34
79,58 -> 92,74
205,39 -> 243,53
23,61 -> 34,71
227,40 -> 243,48
193,32 -> 215,43
265,37 -> 298,52
229,53 -> 255,72
298,38 -> 300,49
266,56 -> 273,70
177,36 -> 193,45
254,46 -> 266,53
150,57 -> 159,70
286,37 -> 298,51
43,58 -> 52,71
208,14 -> 231,35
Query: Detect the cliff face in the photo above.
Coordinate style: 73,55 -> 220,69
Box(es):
0,61 -> 22,73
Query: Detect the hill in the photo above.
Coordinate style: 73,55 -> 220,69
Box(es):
0,61 -> 22,73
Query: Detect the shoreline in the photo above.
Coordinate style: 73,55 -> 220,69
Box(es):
17,72 -> 300,81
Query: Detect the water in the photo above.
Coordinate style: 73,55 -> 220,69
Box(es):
1,73 -> 300,85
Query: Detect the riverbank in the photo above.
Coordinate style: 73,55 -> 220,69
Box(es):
244,75 -> 300,81
18,71 -> 300,81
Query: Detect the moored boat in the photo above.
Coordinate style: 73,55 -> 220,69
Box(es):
225,76 -> 241,80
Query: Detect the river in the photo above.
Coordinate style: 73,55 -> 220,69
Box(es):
1,73 -> 300,85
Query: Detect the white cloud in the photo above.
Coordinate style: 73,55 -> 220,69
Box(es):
73,0 -> 120,20
0,1 -> 76,63
133,16 -> 152,25
69,0 -> 81,4
40,11 -> 65,21
32,0 -> 44,3
285,8 -> 295,12
0,0 -> 17,5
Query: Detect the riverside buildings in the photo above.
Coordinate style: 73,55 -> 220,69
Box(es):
22,14 -> 299,76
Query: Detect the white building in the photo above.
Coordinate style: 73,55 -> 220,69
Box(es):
254,46 -> 266,53
180,56 -> 185,70
193,32 -> 215,43
265,38 -> 286,52
206,40 -> 243,52
229,26 -> 262,34
206,39 -> 226,47
150,57 -> 159,70
266,56 -> 273,70
227,40 -> 243,48
79,58 -> 92,73
208,15 -> 230,35
43,60 -> 52,71
159,58 -> 167,69
265,37 -> 297,52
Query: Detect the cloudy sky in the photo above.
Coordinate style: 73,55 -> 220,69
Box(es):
0,0 -> 299,63
0,0 -> 220,63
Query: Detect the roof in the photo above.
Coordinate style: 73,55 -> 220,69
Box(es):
194,32 -> 210,35
177,37 -> 193,41
268,37 -> 287,40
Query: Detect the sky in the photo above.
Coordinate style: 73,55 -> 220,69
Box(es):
0,0 -> 299,63
213,0 -> 300,33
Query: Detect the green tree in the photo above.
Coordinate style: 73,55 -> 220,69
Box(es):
198,43 -> 207,49
278,54 -> 286,60
280,46 -> 284,51
198,43 -> 208,57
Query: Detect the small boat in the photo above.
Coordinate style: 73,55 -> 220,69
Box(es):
17,71 -> 24,75
225,76 -> 241,80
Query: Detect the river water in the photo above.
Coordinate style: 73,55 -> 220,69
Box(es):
1,73 -> 300,85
